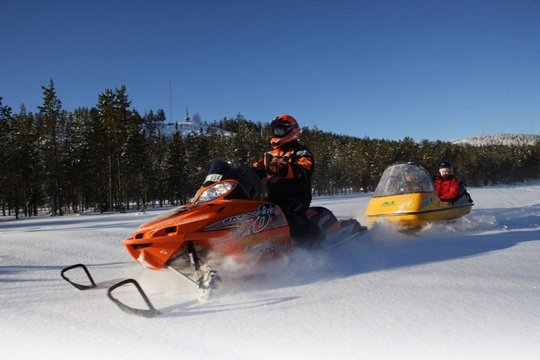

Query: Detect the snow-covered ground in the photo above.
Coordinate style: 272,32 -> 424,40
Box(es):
1,183 -> 539,360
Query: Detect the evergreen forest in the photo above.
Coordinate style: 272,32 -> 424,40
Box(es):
2,81 -> 540,219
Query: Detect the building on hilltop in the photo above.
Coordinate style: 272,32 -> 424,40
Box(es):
163,107 -> 233,138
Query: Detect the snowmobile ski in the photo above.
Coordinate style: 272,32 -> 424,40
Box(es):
106,278 -> 160,318
61,263 -> 160,317
60,263 -> 97,290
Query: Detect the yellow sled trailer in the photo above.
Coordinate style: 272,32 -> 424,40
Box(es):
365,163 -> 473,228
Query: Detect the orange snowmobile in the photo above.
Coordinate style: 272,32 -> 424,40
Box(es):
61,159 -> 366,317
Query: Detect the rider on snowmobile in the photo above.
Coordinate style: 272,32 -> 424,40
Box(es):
253,114 -> 323,244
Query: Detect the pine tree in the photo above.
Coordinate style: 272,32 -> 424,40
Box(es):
142,109 -> 168,207
0,97 -> 13,216
38,79 -> 64,215
96,85 -> 134,211
166,131 -> 189,204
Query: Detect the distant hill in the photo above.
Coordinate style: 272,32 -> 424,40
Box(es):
453,134 -> 540,146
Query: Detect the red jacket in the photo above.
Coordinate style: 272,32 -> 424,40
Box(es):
434,175 -> 460,201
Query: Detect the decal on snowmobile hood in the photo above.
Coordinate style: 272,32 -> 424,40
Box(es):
203,203 -> 276,234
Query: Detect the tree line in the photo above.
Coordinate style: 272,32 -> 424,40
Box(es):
2,81 -> 540,219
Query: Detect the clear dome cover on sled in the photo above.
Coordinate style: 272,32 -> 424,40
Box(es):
373,163 -> 435,197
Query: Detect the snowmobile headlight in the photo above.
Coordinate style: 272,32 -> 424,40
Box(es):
195,181 -> 235,204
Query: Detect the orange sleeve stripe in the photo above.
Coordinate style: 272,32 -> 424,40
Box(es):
297,157 -> 313,170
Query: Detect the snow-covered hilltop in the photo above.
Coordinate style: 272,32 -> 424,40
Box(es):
162,112 -> 233,137
453,134 -> 540,146
162,120 -> 233,137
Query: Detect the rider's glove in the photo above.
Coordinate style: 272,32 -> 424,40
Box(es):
267,157 -> 288,177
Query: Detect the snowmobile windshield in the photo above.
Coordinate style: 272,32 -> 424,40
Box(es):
202,159 -> 233,186
200,158 -> 262,200
373,163 -> 435,197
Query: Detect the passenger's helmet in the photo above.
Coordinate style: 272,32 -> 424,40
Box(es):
270,114 -> 300,148
406,160 -> 418,166
438,160 -> 453,173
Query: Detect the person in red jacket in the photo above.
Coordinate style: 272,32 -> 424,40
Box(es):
253,114 -> 322,243
433,161 -> 461,202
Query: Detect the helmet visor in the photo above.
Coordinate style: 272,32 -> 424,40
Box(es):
272,124 -> 297,138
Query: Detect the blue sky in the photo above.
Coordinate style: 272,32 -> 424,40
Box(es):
1,0 -> 539,141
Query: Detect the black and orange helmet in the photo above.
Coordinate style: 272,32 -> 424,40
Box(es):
270,114 -> 300,148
